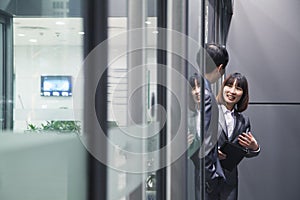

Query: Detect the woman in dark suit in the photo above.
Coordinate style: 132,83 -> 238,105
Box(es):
215,72 -> 260,200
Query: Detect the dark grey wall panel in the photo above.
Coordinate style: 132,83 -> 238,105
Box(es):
227,1 -> 300,199
238,105 -> 300,200
226,0 -> 300,103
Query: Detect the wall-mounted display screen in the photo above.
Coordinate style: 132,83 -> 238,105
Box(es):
40,75 -> 72,97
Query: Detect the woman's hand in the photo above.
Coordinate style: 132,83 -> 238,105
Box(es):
187,133 -> 195,146
218,149 -> 227,160
238,132 -> 259,151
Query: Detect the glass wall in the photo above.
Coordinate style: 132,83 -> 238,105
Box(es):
0,0 -> 232,199
105,0 -> 202,199
104,1 -> 232,199
0,1 -> 86,200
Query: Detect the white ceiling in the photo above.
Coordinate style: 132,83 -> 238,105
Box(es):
13,17 -> 134,46
13,18 -> 85,46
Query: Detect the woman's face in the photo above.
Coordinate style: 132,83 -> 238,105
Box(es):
223,79 -> 243,110
191,79 -> 201,104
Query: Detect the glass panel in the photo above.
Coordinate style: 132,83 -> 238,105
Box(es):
106,0 -> 209,199
106,1 -> 159,199
0,0 -> 232,199
0,1 -> 86,200
186,1 -> 232,199
187,1 -> 209,199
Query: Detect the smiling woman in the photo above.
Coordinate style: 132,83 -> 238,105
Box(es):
214,72 -> 260,200
217,72 -> 249,113
223,79 -> 245,111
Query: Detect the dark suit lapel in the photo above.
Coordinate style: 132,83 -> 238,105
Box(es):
231,111 -> 242,142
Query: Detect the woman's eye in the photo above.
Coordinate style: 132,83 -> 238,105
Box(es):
236,87 -> 243,91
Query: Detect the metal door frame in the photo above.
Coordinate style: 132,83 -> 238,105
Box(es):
0,10 -> 13,131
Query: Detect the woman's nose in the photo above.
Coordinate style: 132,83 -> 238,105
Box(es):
229,87 -> 236,93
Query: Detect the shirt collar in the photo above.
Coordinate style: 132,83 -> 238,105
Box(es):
221,104 -> 234,115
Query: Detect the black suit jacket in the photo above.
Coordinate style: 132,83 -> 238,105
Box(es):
218,105 -> 260,185
190,79 -> 225,182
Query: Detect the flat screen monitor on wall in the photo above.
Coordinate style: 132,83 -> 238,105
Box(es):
40,75 -> 72,97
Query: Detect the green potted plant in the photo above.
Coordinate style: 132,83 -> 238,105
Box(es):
26,120 -> 81,134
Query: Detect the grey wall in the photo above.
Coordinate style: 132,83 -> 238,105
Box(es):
226,0 -> 300,199
241,105 -> 300,199
227,0 -> 300,102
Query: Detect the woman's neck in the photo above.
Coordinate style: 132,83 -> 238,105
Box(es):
225,103 -> 234,111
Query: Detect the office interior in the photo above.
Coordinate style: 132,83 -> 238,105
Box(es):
0,0 -> 300,199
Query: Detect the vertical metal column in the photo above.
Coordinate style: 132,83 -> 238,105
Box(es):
0,10 -> 13,130
83,1 -> 108,200
156,0 -> 167,199
200,0 -> 206,198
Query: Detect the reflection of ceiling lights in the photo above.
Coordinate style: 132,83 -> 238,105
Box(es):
13,17 -> 156,46
14,18 -> 84,46
55,21 -> 65,25
29,39 -> 37,43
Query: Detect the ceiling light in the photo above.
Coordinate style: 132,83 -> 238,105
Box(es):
18,33 -> 25,37
145,21 -> 152,25
78,31 -> 85,35
29,39 -> 37,43
55,21 -> 65,25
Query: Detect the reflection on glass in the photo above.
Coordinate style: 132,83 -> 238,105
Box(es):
106,0 -> 159,198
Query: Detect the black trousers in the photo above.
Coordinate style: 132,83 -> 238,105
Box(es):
194,168 -> 225,200
195,175 -> 238,200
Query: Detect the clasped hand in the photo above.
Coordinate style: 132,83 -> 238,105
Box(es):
238,132 -> 259,151
218,131 -> 259,160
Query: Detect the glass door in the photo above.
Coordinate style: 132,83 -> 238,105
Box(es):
103,0 -> 201,199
